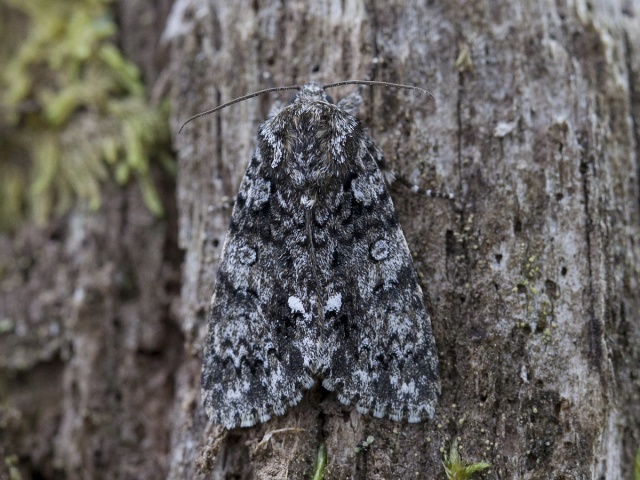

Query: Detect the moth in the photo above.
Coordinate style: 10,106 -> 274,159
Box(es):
183,81 -> 441,429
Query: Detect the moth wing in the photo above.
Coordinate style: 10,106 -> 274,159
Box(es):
319,140 -> 440,422
201,153 -> 316,429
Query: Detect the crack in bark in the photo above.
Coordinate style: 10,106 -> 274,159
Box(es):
579,157 -> 602,370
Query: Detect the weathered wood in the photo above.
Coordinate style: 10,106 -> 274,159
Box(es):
2,0 -> 639,479
169,0 -> 640,478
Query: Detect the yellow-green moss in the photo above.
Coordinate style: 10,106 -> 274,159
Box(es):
443,439 -> 490,480
0,0 -> 171,231
4,454 -> 23,480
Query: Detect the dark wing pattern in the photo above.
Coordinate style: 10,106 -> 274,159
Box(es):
315,127 -> 440,422
201,146 -> 318,429
201,83 -> 439,429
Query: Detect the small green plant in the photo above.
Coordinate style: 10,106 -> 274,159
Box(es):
354,435 -> 374,453
443,439 -> 490,480
311,442 -> 327,480
634,447 -> 640,480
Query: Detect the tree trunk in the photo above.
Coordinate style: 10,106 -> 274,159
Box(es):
168,0 -> 640,478
2,0 -> 640,479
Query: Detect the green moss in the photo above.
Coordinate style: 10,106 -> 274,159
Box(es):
354,434 -> 375,453
443,439 -> 490,480
0,0 -> 171,230
4,455 -> 23,480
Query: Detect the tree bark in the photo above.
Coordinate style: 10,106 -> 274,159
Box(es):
2,0 -> 640,479
168,0 -> 640,478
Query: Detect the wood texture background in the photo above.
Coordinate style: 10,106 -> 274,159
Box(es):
169,0 -> 640,478
1,0 -> 640,479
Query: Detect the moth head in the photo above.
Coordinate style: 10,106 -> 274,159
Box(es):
291,83 -> 334,105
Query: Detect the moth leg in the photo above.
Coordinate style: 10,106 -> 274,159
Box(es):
392,175 -> 454,200
369,148 -> 454,201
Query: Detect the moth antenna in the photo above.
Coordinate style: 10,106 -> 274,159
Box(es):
323,80 -> 434,102
178,84 -> 302,133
